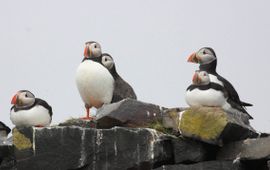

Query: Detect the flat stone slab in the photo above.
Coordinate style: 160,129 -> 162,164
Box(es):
96,99 -> 165,129
178,107 -> 258,145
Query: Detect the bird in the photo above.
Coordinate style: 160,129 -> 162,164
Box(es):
186,70 -> 253,119
76,46 -> 137,120
187,47 -> 253,108
0,121 -> 11,139
10,90 -> 53,127
101,53 -> 137,103
83,41 -> 102,58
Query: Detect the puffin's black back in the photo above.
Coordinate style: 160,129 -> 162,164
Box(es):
111,75 -> 137,103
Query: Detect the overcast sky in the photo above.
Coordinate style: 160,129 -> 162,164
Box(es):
1,0 -> 270,132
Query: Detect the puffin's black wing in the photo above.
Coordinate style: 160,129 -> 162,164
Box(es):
227,99 -> 253,119
111,76 -> 137,103
216,74 -> 253,107
35,98 -> 53,116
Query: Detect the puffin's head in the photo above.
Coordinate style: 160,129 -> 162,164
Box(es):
100,53 -> 115,70
192,70 -> 210,85
187,47 -> 216,65
84,41 -> 102,58
11,90 -> 35,108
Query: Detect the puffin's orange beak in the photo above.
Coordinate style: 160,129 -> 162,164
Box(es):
187,52 -> 201,63
11,94 -> 18,105
192,72 -> 201,84
84,46 -> 89,58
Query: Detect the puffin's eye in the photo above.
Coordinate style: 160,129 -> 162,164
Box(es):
203,50 -> 206,55
105,57 -> 108,62
25,94 -> 28,97
94,44 -> 97,48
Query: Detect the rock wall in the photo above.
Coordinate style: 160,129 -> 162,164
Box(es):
1,99 -> 270,170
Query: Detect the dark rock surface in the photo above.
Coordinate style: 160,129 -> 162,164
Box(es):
0,138 -> 15,170
12,125 -> 220,170
96,99 -> 166,129
217,136 -> 270,160
154,161 -> 243,170
171,137 -> 210,164
14,126 -> 172,170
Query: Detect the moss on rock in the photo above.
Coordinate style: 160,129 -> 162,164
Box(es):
179,107 -> 227,145
13,128 -> 32,150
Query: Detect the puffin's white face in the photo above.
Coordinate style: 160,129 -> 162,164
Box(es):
188,47 -> 216,65
11,90 -> 35,107
192,71 -> 210,85
101,54 -> 114,70
84,42 -> 102,58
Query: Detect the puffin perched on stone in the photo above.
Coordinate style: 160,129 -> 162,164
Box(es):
0,122 -> 11,139
10,90 -> 53,127
76,42 -> 137,120
187,47 -> 253,108
186,71 -> 252,119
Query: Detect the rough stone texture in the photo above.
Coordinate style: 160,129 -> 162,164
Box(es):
59,118 -> 96,128
14,126 -> 175,170
154,161 -> 243,170
12,125 -> 218,170
217,136 -> 270,161
0,137 -> 15,170
179,107 -> 258,145
171,137 -> 210,164
96,99 -> 166,129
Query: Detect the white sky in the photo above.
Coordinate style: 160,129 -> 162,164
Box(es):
1,0 -> 270,132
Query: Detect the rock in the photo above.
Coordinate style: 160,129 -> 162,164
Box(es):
14,126 -> 176,170
0,122 -> 14,169
154,161 -> 243,170
96,99 -> 188,135
0,137 -> 15,170
96,99 -> 166,129
171,137 -> 209,164
178,107 -> 258,145
217,136 -> 270,161
59,118 -> 96,128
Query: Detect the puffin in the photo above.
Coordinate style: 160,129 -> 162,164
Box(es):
187,47 -> 253,108
83,41 -> 102,58
0,122 -> 11,139
10,90 -> 53,127
186,71 -> 253,119
76,47 -> 137,120
100,53 -> 137,103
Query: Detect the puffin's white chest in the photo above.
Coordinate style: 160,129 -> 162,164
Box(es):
10,105 -> 51,127
76,60 -> 115,107
185,88 -> 226,107
209,74 -> 223,86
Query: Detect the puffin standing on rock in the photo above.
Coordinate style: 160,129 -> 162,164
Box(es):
186,71 -> 253,119
187,47 -> 253,108
76,42 -> 137,120
10,90 -> 53,127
